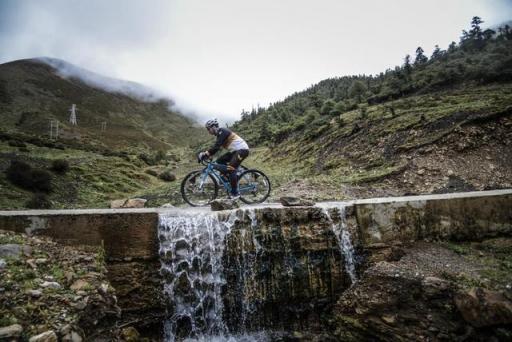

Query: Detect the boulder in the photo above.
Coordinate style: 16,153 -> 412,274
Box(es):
280,196 -> 315,207
0,244 -> 32,259
210,199 -> 239,211
0,324 -> 23,339
28,330 -> 57,342
110,198 -> 147,209
455,287 -> 512,327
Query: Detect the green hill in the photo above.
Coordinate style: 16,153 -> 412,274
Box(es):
0,58 -> 207,209
234,18 -> 512,200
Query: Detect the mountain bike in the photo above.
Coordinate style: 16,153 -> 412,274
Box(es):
180,158 -> 271,207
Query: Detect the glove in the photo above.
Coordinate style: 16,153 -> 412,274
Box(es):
198,151 -> 207,162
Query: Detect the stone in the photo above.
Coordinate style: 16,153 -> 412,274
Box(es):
280,196 -> 315,207
381,315 -> 396,325
161,203 -> 176,208
70,279 -> 91,291
455,287 -> 512,327
29,330 -> 58,342
41,281 -> 61,289
110,198 -> 147,209
36,258 -> 48,265
70,331 -> 82,342
27,289 -> 43,298
0,244 -> 31,258
121,326 -> 140,342
0,258 -> 6,270
0,324 -> 23,339
210,199 -> 239,211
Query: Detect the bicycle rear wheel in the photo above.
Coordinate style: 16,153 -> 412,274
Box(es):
180,170 -> 218,206
238,170 -> 271,204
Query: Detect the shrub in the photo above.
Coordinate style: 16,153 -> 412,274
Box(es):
5,160 -> 53,193
26,193 -> 52,209
138,153 -> 156,166
30,169 -> 53,192
158,170 -> 176,182
145,169 -> 159,177
51,159 -> 70,174
8,140 -> 26,148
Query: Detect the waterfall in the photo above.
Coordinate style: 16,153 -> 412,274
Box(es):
158,210 -> 268,342
321,205 -> 358,284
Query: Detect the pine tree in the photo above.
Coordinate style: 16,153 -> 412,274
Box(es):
414,47 -> 428,65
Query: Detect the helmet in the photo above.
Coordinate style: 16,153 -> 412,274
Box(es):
205,119 -> 219,129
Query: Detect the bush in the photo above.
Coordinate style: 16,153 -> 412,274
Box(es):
26,193 -> 52,209
5,160 -> 53,193
145,169 -> 159,177
139,153 -> 156,166
30,169 -> 53,192
51,159 -> 70,174
8,140 -> 26,148
158,170 -> 176,182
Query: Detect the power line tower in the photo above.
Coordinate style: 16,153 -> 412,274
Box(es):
49,120 -> 59,140
69,104 -> 78,125
101,121 -> 107,132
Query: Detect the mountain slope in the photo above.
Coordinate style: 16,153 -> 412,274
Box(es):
0,58 -> 206,209
235,21 -> 512,200
0,58 -> 205,151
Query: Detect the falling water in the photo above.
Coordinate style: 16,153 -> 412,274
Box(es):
158,210 -> 268,342
321,205 -> 358,284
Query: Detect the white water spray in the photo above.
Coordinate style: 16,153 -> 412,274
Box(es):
321,205 -> 358,284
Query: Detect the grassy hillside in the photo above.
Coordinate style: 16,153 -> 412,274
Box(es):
233,19 -> 512,200
0,58 -> 207,209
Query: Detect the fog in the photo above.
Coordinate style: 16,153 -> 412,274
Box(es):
1,0 -> 511,124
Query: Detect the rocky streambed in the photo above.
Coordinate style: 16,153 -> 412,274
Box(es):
0,229 -> 120,341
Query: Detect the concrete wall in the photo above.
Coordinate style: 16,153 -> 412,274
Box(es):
1,189 -> 511,317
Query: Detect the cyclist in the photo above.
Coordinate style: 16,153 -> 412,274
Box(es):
198,119 -> 249,200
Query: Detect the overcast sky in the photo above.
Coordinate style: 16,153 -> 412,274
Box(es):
0,0 -> 511,123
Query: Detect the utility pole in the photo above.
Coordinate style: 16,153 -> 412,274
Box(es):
69,104 -> 77,125
49,120 -> 59,139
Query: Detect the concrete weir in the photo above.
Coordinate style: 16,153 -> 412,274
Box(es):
1,189 -> 511,334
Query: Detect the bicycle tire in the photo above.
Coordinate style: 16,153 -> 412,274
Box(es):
180,170 -> 219,206
238,169 -> 271,204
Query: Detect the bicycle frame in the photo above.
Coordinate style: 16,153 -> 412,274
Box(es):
198,162 -> 232,192
198,161 -> 257,195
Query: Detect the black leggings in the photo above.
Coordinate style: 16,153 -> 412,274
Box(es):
215,149 -> 249,193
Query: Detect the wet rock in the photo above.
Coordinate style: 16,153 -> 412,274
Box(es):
0,324 -> 23,339
455,287 -> 512,327
110,198 -> 147,208
121,326 -> 140,341
0,243 -> 31,258
280,196 -> 315,206
28,330 -> 58,342
210,199 -> 239,211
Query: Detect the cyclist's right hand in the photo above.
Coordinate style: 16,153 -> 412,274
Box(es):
197,151 -> 208,163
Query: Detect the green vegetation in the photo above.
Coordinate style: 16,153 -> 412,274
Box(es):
233,17 -> 511,147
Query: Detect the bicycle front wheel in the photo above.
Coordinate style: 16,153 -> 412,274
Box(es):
238,170 -> 271,204
180,170 -> 219,206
